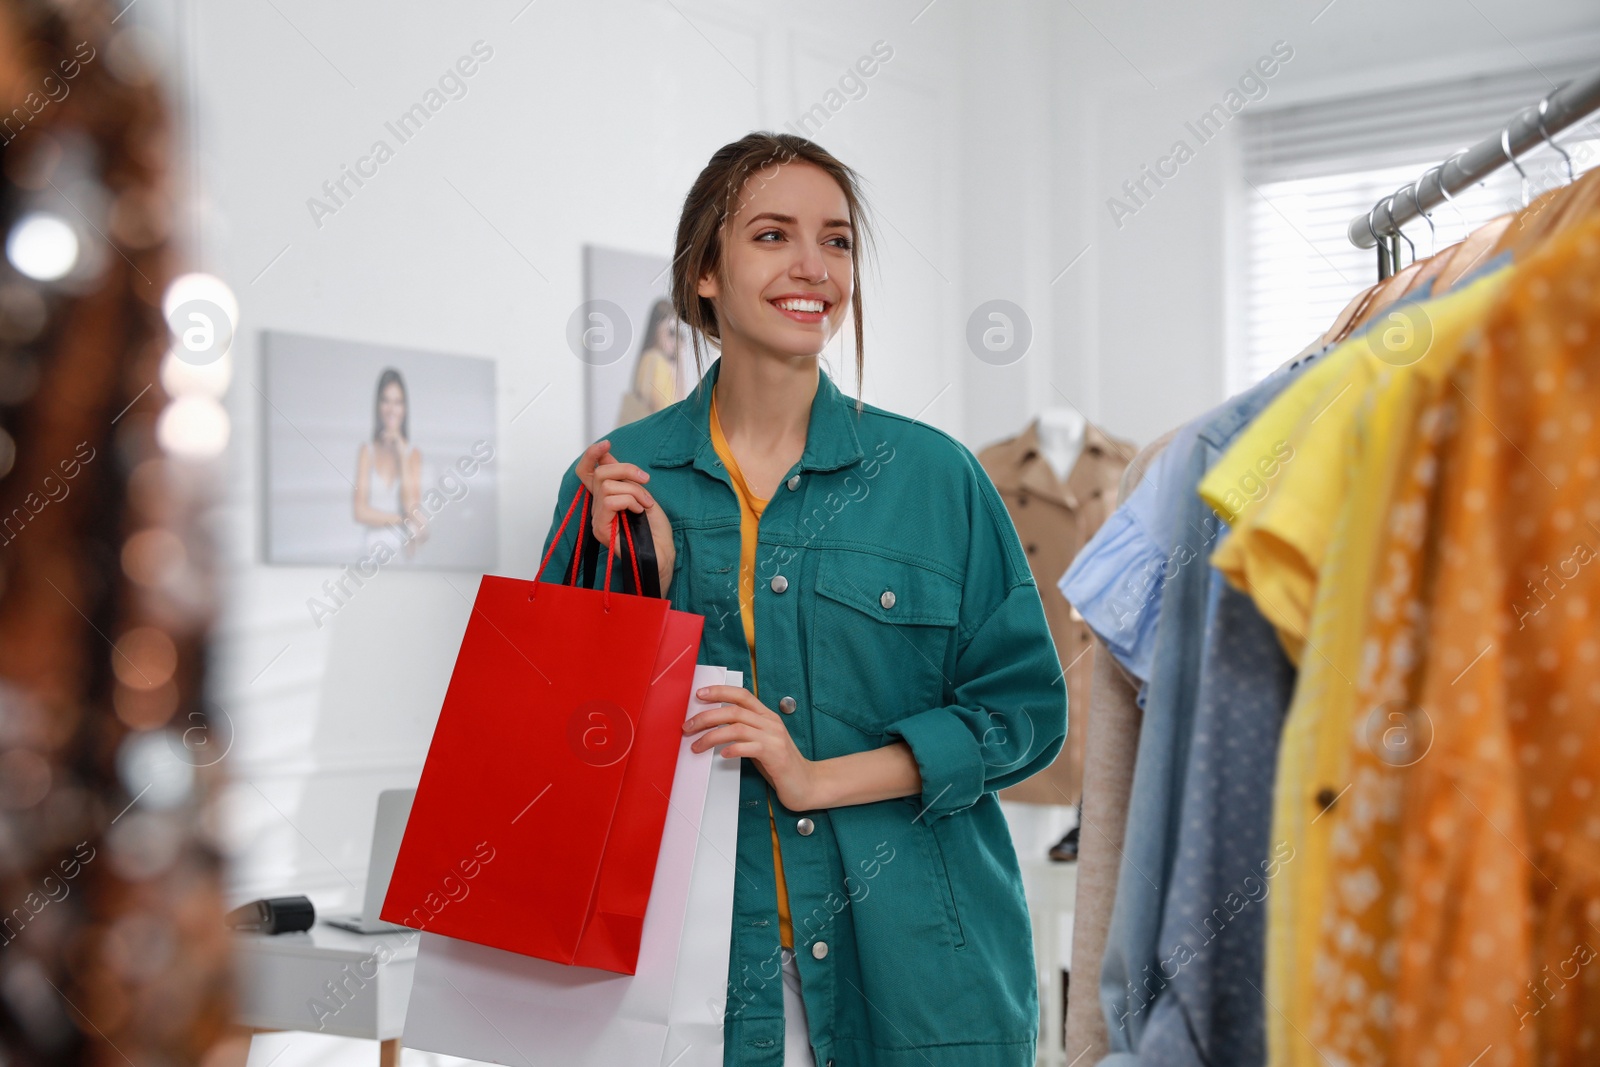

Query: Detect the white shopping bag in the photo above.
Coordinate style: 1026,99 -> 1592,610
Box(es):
401,665 -> 741,1067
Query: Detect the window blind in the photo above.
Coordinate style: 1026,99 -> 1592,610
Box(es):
1235,61 -> 1600,393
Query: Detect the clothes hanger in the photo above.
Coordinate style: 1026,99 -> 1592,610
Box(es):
1415,176 -> 1438,258
1497,94 -> 1600,252
1384,196 -> 1417,270
1316,285 -> 1380,349
1398,177 -> 1454,297
1418,152 -> 1483,289
1378,192 -> 1444,299
1539,95 -> 1577,185
1479,120 -> 1591,260
1502,126 -> 1531,208
1430,150 -> 1517,292
1432,214 -> 1514,291
1345,196 -> 1427,335
1316,206 -> 1388,346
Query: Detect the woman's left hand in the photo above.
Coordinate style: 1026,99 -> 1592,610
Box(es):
684,686 -> 818,811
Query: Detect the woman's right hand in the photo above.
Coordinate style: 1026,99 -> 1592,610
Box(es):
575,439 -> 675,593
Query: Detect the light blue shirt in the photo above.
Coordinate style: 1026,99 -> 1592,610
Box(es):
1095,352 -> 1317,1062
1057,420 -> 1201,689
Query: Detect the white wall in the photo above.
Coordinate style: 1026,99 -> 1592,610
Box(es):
1045,0 -> 1600,444
136,0 -> 1598,956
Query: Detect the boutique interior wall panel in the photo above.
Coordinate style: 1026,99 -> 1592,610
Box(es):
787,35 -> 962,432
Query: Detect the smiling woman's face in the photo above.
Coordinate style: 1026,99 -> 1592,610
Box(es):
697,161 -> 853,361
379,381 -> 405,432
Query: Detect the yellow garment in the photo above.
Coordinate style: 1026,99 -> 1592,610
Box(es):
1304,338 -> 1469,1060
1316,213 -> 1600,1065
709,389 -> 794,949
1202,339 -> 1361,662
1206,269 -> 1511,1067
1381,212 -> 1600,1064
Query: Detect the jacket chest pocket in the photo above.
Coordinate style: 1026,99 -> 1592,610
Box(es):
808,551 -> 961,735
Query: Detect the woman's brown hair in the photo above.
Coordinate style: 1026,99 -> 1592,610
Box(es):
671,132 -> 875,407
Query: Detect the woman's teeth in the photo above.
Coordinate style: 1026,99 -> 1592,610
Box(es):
775,299 -> 825,313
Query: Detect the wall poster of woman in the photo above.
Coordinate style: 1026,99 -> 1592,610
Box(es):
262,330 -> 499,571
582,245 -> 699,442
614,298 -> 684,427
354,368 -> 427,563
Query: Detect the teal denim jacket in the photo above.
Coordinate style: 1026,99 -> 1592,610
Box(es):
539,356 -> 1067,1067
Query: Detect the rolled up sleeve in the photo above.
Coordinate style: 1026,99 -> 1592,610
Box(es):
880,454 -> 1069,821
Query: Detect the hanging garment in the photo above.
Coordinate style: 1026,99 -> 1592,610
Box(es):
1060,423 -> 1202,690
1343,210 -> 1600,1066
1302,334 -> 1465,1064
1306,182 -> 1600,1064
980,419 -> 1134,806
1062,430 -> 1177,1066
1129,527 -> 1297,1066
1058,330 -> 1331,695
1201,265 -> 1513,1067
1305,171 -> 1600,1062
1095,355 -> 1318,1059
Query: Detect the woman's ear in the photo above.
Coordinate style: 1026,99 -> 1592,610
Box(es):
696,270 -> 719,300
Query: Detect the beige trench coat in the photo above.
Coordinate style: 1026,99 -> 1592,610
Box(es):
978,418 -> 1134,807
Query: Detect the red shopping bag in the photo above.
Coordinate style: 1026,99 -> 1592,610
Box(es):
381,485 -> 704,974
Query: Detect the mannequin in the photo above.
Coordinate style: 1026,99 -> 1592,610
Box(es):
978,407 -> 1136,860
1036,407 -> 1086,483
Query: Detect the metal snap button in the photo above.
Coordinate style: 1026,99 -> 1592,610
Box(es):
771,574 -> 789,594
779,696 -> 797,714
797,817 -> 814,836
812,940 -> 828,960
879,589 -> 896,610
786,474 -> 800,490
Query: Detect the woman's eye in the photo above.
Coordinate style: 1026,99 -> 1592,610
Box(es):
755,229 -> 783,242
828,236 -> 853,251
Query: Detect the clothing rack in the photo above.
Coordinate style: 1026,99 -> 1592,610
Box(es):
1347,65 -> 1600,279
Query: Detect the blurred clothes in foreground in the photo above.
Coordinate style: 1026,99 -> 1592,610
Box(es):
0,2 -> 232,1065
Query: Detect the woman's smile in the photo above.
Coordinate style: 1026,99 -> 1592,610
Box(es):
769,292 -> 833,324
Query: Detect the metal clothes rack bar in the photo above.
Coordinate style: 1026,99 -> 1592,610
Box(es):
1347,65 -> 1600,279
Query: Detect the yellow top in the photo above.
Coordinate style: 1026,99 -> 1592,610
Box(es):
1204,269 -> 1510,1067
1200,335 -> 1357,661
708,388 -> 794,949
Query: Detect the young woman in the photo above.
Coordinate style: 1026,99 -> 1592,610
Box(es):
354,368 -> 426,562
539,133 -> 1066,1067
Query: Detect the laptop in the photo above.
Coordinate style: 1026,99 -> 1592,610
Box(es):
322,788 -> 415,934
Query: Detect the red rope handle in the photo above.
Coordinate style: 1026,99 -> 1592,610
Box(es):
602,513 -> 619,609
567,487 -> 592,586
533,481 -> 639,609
535,482 -> 587,584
